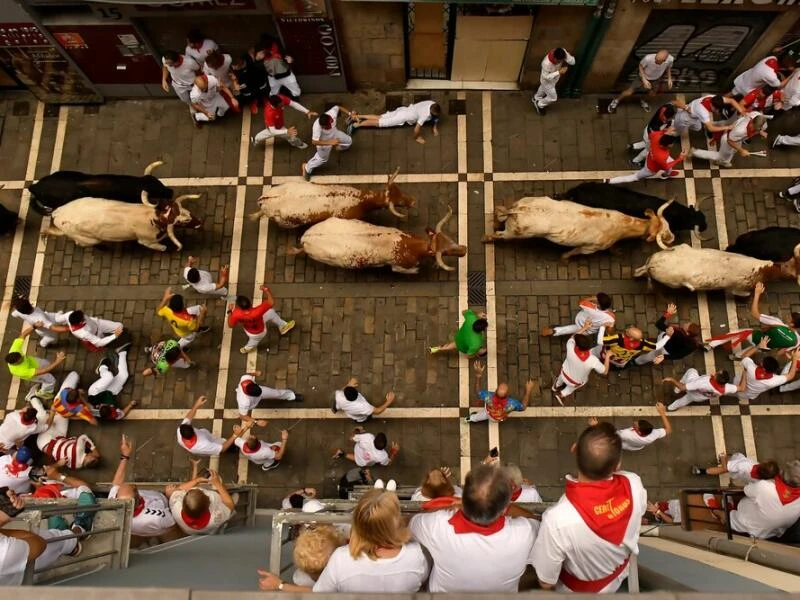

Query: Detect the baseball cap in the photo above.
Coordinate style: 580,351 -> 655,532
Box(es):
14,447 -> 32,465
302,499 -> 325,513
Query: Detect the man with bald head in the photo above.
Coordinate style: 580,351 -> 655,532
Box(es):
609,49 -> 674,113
108,435 -> 176,540
466,361 -> 534,423
600,324 -> 660,369
533,421 -> 647,593
410,463 -> 540,592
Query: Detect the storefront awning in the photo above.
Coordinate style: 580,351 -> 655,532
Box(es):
340,0 -> 598,4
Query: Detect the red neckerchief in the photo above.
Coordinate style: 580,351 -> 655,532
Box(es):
775,476 -> 800,506
709,377 -> 726,394
421,496 -> 459,511
5,459 -> 29,476
547,50 -> 558,64
765,57 -> 779,71
448,509 -> 505,536
19,410 -> 36,425
182,433 -> 198,449
564,475 -> 634,546
242,440 -> 261,455
69,321 -> 86,331
700,96 -> 714,112
174,309 -> 193,321
487,394 -> 510,422
755,367 -> 773,380
656,500 -> 669,513
574,346 -> 591,361
133,495 -> 146,517
33,484 -> 63,499
511,486 -> 522,501
181,509 -> 212,530
750,465 -> 760,480
621,336 -> 642,351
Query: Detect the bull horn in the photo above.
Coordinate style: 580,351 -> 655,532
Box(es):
435,252 -> 455,272
692,226 -> 714,242
144,160 -> 164,176
656,231 -> 669,250
387,167 -> 400,185
387,201 -> 407,219
695,194 -> 712,211
435,206 -> 454,234
141,190 -> 157,207
174,194 -> 200,203
166,224 -> 183,251
656,198 -> 673,218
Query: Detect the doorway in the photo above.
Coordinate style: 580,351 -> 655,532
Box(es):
450,14 -> 533,83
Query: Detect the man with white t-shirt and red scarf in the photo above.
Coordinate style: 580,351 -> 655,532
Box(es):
533,421 -> 647,593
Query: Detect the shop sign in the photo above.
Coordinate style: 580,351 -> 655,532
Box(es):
271,0 -> 327,16
135,0 -> 257,10
277,16 -> 341,77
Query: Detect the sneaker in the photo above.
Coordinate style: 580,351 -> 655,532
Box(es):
773,136 -> 782,149
95,357 -> 114,376
464,415 -> 472,424
279,320 -> 296,335
262,462 -> 280,472
25,385 -> 43,403
373,478 -> 385,489
295,141 -> 309,150
664,170 -> 679,178
552,389 -> 564,406
702,493 -> 721,509
345,120 -> 355,136
532,99 -> 542,115
640,99 -> 650,112
143,346 -> 153,354
626,143 -> 635,153
386,479 -> 397,492
607,99 -> 618,113
602,178 -> 610,184
429,346 -> 441,354
716,161 -> 732,168
540,326 -> 555,337
629,159 -> 643,168
197,326 -> 211,334
331,398 -> 338,413
794,197 -> 800,214
293,393 -> 304,403
301,163 -> 310,181
778,191 -> 787,200
240,346 -> 256,354
250,135 -> 257,147
691,465 -> 704,476
182,284 -> 192,290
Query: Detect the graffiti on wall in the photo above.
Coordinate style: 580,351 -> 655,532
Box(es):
616,10 -> 775,92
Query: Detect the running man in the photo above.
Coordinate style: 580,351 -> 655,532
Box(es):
190,74 -> 238,126
5,326 -> 66,397
608,49 -> 674,113
533,48 -> 575,115
11,297 -> 62,348
251,94 -> 317,149
429,308 -> 488,358
227,285 -> 295,354
302,105 -> 354,180
541,293 -> 614,338
156,287 -> 209,349
689,113 -> 768,168
607,130 -> 685,184
552,322 -> 611,404
348,101 -> 441,144
662,368 -> 738,411
161,50 -> 201,104
183,256 -> 229,297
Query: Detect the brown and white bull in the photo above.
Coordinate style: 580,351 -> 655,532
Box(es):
249,169 -> 415,228
43,192 -> 201,251
288,207 -> 466,273
484,196 -> 674,259
633,244 -> 800,296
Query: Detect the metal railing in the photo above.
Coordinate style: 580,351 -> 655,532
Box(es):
680,488 -> 746,540
7,497 -> 133,585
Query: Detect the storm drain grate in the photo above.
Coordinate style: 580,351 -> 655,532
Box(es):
13,276 -> 31,299
467,271 -> 486,306
448,99 -> 466,115
44,104 -> 59,118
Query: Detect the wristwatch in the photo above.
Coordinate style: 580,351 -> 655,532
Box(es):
278,582 -> 284,591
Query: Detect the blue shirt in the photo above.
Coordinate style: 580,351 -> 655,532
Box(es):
478,390 -> 524,414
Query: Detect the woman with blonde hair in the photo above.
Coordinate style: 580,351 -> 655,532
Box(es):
258,489 -> 429,593
411,466 -> 462,502
291,525 -> 345,586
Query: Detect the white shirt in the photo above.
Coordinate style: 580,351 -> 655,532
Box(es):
666,499 -> 682,524
574,300 -> 615,333
726,452 -> 758,484
164,55 -> 200,88
334,390 -> 374,422
617,427 -> 666,451
640,53 -> 674,81
729,479 -> 800,539
312,106 -> 341,142
353,433 -> 389,467
739,357 -> 787,400
182,267 -> 218,294
688,95 -> 715,124
176,418 -> 225,456
410,485 -> 463,502
411,509 -> 539,593
561,338 -> 605,386
515,485 -> 543,503
532,471 -> 647,593
169,488 -> 231,535
783,71 -> 800,108
185,39 -> 218,67
55,311 -> 118,348
540,49 -> 575,85
411,100 -> 436,126
235,437 -> 278,467
190,74 -> 227,114
0,535 -> 29,586
109,485 -> 175,537
236,374 -> 260,414
0,455 -> 32,494
683,372 -> 738,400
203,53 -> 233,88
727,113 -> 765,145
733,56 -> 781,95
0,411 -> 46,448
11,307 -> 59,332
313,543 -> 429,593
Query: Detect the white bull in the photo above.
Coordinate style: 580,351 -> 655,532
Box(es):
249,169 -> 414,228
44,194 -> 200,251
484,196 -> 673,259
634,244 -> 800,296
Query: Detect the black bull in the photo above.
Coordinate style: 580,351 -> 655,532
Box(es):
553,182 -> 708,234
727,226 -> 800,263
29,171 -> 173,215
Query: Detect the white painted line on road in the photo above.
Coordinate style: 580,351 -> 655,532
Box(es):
456,91 -> 471,484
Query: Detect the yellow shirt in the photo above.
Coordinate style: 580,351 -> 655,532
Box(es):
157,307 -> 198,338
7,338 -> 38,380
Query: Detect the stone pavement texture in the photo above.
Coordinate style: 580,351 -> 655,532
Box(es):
1,90 -> 800,508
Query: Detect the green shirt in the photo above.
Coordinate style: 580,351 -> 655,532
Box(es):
454,310 -> 485,355
7,338 -> 38,380
154,339 -> 181,374
752,326 -> 798,349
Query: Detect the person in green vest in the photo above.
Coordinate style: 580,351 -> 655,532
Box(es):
4,326 -> 66,397
429,309 -> 488,358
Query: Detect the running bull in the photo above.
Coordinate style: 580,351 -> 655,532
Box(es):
634,244 -> 800,296
43,192 -> 201,251
554,182 -> 709,239
484,196 -> 674,259
29,161 -> 173,215
249,169 -> 415,228
288,207 -> 466,273
726,226 -> 800,263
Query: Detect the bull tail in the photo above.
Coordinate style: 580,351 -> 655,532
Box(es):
286,245 -> 305,256
495,206 -> 509,223
633,263 -> 649,278
42,225 -> 65,239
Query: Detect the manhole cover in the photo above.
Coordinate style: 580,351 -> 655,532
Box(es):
13,276 -> 31,299
467,271 -> 486,306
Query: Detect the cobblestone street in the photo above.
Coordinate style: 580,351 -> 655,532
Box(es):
2,90 -> 800,507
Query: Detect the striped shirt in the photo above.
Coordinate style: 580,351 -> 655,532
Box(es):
45,435 -> 92,469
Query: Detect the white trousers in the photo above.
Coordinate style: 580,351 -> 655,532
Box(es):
243,308 -> 289,350
306,131 -> 353,174
634,332 -> 669,365
238,385 -> 296,415
177,305 -> 202,349
253,128 -> 306,148
35,526 -> 77,571
173,83 -> 192,104
88,351 -> 129,397
608,166 -> 660,184
269,72 -> 301,97
632,125 -> 649,163
534,82 -> 557,108
31,362 -> 56,394
667,368 -> 709,411
691,134 -> 735,165
553,324 -> 580,337
552,372 -> 584,398
779,360 -> 800,392
468,408 -> 498,423
774,134 -> 800,147
36,371 -> 77,450
674,109 -> 702,134
787,183 -> 800,197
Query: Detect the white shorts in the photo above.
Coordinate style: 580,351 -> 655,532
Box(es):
378,107 -> 416,128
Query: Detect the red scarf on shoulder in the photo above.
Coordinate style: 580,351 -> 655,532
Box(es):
775,476 -> 800,506
448,509 -> 505,536
181,509 -> 212,530
564,475 -> 633,545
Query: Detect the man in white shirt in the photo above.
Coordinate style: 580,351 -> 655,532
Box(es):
602,402 -> 672,451
410,463 -> 539,593
176,395 -> 236,456
108,435 -> 176,540
185,30 -> 217,67
167,469 -> 235,536
0,399 -> 52,450
0,490 -> 46,586
51,309 -> 125,353
236,371 -> 301,416
349,100 -> 441,144
674,94 -> 743,137
692,452 -> 779,485
182,256 -> 228,297
332,376 -> 395,422
505,464 -> 543,503
533,47 -> 575,115
226,418 -> 289,471
11,297 -> 61,348
608,49 -> 674,113
726,460 -> 800,539
302,105 -> 354,180
735,344 -> 799,401
190,74 -> 238,125
541,292 -> 615,337
333,429 -> 399,468
552,325 -> 611,405
662,367 -> 738,411
732,55 -> 790,96
690,113 -> 768,168
533,421 -> 647,593
0,447 -> 33,494
161,50 -> 200,104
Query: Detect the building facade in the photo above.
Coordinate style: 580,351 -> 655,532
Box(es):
0,0 -> 798,102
